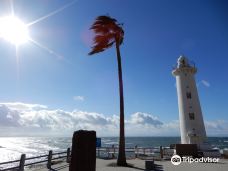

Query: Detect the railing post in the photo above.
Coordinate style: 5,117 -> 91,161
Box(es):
67,148 -> 71,163
135,145 -> 138,158
107,147 -> 110,158
97,147 -> 100,158
19,154 -> 26,171
143,148 -> 146,155
112,145 -> 115,158
160,146 -> 163,159
47,150 -> 52,169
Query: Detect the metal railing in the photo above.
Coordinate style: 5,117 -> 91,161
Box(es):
96,146 -> 172,159
172,60 -> 196,70
0,148 -> 71,171
0,146 -> 172,171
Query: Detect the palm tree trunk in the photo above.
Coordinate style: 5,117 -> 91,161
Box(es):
115,40 -> 127,166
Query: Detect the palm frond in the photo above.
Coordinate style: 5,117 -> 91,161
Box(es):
89,40 -> 115,55
89,15 -> 124,55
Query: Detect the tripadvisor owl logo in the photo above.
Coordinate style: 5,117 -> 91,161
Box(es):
171,155 -> 182,165
171,155 -> 220,165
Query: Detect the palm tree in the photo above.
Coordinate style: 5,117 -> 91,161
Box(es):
89,15 -> 127,166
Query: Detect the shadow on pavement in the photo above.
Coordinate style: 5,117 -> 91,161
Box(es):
107,162 -> 164,171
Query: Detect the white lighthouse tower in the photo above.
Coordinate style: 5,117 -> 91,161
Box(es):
172,55 -> 207,146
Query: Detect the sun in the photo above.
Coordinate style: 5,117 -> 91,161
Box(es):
0,16 -> 29,45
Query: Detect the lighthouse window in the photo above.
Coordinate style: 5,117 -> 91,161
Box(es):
189,113 -> 195,120
186,92 -> 192,99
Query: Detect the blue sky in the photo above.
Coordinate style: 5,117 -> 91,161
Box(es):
0,0 -> 227,136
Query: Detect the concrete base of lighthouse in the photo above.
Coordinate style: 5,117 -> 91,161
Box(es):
173,143 -> 221,158
181,120 -> 221,157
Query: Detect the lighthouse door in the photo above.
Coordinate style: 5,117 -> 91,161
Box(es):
188,129 -> 199,144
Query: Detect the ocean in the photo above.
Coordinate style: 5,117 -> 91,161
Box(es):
0,137 -> 228,163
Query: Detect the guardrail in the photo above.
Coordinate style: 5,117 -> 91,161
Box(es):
97,146 -> 173,159
0,148 -> 71,171
0,146 -> 172,171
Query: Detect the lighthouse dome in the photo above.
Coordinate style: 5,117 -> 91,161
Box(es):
178,55 -> 189,67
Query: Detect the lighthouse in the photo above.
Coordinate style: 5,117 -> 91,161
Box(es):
172,55 -> 207,146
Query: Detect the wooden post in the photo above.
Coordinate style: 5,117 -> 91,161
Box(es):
135,145 -> 138,158
143,148 -> 146,155
67,148 -> 71,163
19,154 -> 26,171
160,146 -> 163,159
47,150 -> 52,169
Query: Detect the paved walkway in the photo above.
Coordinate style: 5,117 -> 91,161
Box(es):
26,158 -> 228,171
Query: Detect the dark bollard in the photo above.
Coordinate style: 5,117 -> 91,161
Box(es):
69,130 -> 96,171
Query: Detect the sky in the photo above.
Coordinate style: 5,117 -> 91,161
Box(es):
0,0 -> 227,137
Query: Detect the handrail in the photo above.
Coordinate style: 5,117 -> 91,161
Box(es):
0,146 -> 168,171
0,148 -> 71,171
25,154 -> 48,160
0,159 -> 20,165
24,159 -> 48,166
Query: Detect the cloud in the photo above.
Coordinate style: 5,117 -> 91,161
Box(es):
0,102 -> 227,136
0,105 -> 21,127
73,96 -> 84,101
0,102 -> 47,111
201,80 -> 210,87
205,120 -> 228,136
0,103 -> 118,136
128,112 -> 163,127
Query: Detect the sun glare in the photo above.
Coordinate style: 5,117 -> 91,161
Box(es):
0,16 -> 29,45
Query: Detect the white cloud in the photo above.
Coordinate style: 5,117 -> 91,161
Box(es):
0,103 -> 118,136
0,102 -> 227,136
205,120 -> 228,136
128,112 -> 163,127
201,80 -> 210,87
0,102 -> 47,111
73,96 -> 84,101
0,105 -> 21,127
